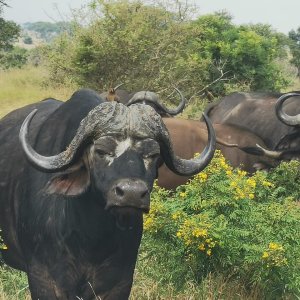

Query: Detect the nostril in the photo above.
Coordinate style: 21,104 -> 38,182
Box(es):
115,186 -> 124,197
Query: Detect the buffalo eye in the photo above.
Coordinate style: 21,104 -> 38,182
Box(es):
94,137 -> 117,157
95,148 -> 114,157
135,139 -> 160,159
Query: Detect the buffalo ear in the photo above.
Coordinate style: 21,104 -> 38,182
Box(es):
45,160 -> 90,196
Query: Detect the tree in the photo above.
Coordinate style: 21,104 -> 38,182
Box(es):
0,1 -> 20,52
0,46 -> 28,69
45,0 -> 291,97
0,1 -> 22,69
0,1 -> 8,7
192,18 -> 290,92
23,36 -> 33,45
288,27 -> 300,77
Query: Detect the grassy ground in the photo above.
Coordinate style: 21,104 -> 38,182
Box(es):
0,66 -> 75,118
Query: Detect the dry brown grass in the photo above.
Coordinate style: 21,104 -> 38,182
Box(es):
0,66 -> 76,118
130,269 -> 265,300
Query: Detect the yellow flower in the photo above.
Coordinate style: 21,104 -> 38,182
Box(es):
179,192 -> 187,198
269,242 -> 283,250
143,217 -> 154,230
192,228 -> 208,238
198,243 -> 205,251
199,173 -> 208,181
237,169 -> 247,176
262,251 -> 269,259
262,180 -> 273,187
172,212 -> 180,220
230,181 -> 237,188
246,178 -> 256,188
226,170 -> 232,176
176,231 -> 182,238
249,193 -> 255,199
206,249 -> 212,256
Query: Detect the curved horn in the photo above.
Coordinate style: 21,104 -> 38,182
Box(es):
275,92 -> 300,126
113,83 -> 124,92
160,113 -> 216,176
254,144 -> 283,159
126,88 -> 186,116
19,109 -> 93,173
216,138 -> 238,147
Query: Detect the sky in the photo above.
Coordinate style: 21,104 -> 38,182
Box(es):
2,0 -> 300,34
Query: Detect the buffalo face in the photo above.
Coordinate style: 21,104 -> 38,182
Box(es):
19,102 -> 216,227
90,136 -> 161,212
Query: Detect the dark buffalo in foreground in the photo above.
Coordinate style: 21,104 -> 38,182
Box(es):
206,91 -> 300,151
0,89 -> 215,299
158,119 -> 273,189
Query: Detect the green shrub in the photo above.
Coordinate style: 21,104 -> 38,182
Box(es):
0,47 -> 28,69
143,151 -> 300,298
44,0 -> 292,98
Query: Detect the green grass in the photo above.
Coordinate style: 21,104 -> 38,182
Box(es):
0,266 -> 29,300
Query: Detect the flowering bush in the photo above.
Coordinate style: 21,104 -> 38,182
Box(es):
143,151 -> 300,297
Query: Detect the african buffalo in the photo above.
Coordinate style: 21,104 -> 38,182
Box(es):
206,91 -> 300,151
244,92 -> 300,161
0,88 -> 215,299
105,88 -> 273,188
157,119 -> 273,189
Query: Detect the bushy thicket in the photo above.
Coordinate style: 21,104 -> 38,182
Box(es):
44,0 -> 293,100
142,151 -> 300,298
0,46 -> 28,69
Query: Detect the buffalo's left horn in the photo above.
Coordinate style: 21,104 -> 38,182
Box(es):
19,109 -> 94,172
126,88 -> 186,116
160,113 -> 216,176
275,92 -> 300,126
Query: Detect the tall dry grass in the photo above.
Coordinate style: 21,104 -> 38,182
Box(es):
0,66 -> 76,118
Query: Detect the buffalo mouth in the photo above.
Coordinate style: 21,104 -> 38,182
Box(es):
109,206 -> 145,231
105,178 -> 151,218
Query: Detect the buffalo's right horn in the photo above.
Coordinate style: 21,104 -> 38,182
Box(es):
20,109 -> 96,172
275,92 -> 300,126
